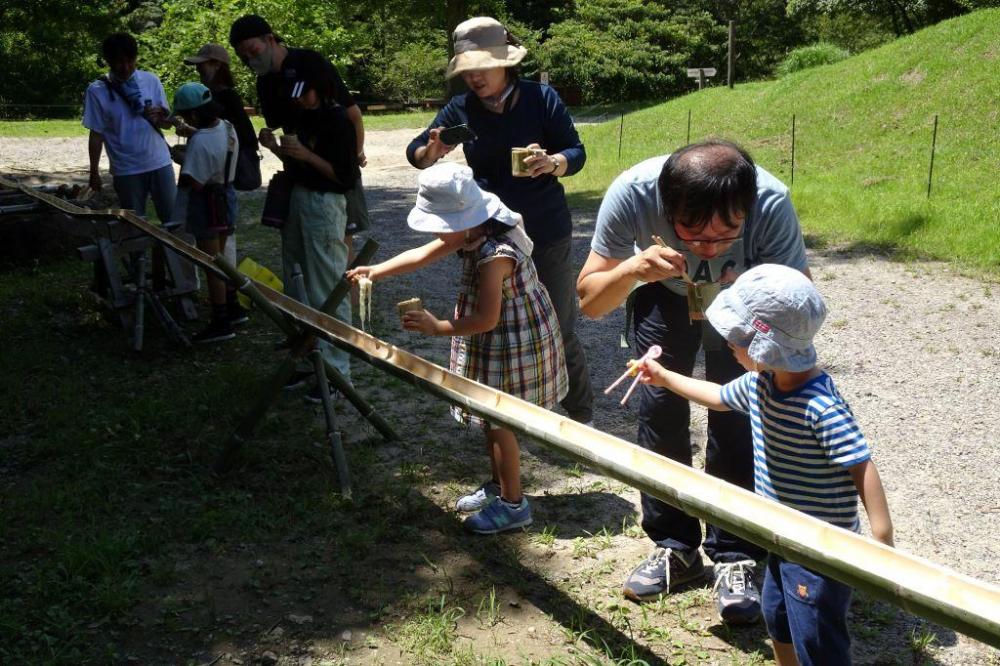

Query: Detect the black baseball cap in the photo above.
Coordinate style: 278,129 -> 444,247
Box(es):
281,50 -> 328,98
229,14 -> 272,47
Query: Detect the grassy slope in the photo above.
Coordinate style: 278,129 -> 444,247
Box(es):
568,9 -> 1000,271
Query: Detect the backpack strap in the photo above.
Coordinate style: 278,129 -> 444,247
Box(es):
99,74 -> 165,141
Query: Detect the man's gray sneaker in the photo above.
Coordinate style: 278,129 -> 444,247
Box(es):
623,547 -> 705,602
455,480 -> 500,512
713,560 -> 762,624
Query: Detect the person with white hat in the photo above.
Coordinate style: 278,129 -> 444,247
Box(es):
406,16 -> 595,427
347,162 -> 568,534
636,263 -> 894,665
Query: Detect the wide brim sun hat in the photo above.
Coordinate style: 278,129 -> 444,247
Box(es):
183,43 -> 231,65
446,17 -> 527,80
407,162 -> 522,233
705,264 -> 827,372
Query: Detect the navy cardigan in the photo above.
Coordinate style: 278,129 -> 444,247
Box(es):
406,80 -> 585,249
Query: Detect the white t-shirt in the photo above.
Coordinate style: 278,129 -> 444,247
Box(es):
172,120 -> 238,226
82,70 -> 172,177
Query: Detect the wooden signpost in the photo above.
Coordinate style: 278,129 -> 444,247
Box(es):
687,67 -> 717,90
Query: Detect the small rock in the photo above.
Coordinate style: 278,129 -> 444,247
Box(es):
508,600 -> 520,608
230,658 -> 244,665
340,629 -> 353,642
260,651 -> 278,666
286,613 -> 313,625
268,626 -> 285,639
527,626 -> 536,635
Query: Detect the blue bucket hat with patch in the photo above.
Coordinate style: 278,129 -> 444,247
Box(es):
705,264 -> 826,372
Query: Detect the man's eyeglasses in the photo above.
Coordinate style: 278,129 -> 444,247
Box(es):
673,222 -> 742,248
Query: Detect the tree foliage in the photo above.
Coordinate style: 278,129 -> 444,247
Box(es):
1,0 -> 995,116
537,0 -> 722,102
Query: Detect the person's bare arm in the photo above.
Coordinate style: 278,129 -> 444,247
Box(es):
577,245 -> 688,319
850,460 -> 894,547
639,359 -> 730,411
347,238 -> 457,282
345,104 -> 366,167
282,142 -> 342,186
88,130 -> 104,191
412,127 -> 457,168
403,258 -> 513,336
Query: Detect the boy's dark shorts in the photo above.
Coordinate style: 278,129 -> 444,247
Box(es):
762,554 -> 852,665
344,178 -> 370,235
186,186 -> 235,240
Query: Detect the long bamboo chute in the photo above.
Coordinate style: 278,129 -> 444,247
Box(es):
3,176 -> 999,649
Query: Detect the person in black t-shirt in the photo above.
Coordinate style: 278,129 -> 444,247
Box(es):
228,14 -> 370,243
253,49 -> 359,399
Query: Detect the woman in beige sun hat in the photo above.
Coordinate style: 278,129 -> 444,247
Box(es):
406,16 -> 595,433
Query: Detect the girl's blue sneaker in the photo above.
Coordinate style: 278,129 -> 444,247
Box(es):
463,496 -> 532,534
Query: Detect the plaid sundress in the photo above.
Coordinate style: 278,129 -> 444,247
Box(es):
449,231 -> 569,428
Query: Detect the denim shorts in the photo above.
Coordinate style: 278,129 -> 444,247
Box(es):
762,554 -> 853,665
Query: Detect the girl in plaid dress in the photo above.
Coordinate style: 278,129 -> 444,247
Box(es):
348,163 -> 567,533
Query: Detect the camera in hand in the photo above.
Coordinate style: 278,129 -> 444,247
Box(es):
439,124 -> 477,145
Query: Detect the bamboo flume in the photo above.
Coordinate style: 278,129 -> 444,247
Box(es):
3,176 -> 998,649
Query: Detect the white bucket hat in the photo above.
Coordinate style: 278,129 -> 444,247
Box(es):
407,162 -> 522,233
446,17 -> 527,79
705,264 -> 827,372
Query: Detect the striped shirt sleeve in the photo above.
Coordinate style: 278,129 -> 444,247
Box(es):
811,403 -> 871,468
720,372 -> 756,415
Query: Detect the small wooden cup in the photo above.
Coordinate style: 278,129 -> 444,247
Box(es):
686,282 -> 721,321
397,297 -> 423,320
511,147 -> 545,176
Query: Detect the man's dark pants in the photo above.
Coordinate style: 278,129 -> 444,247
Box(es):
533,236 -> 595,423
633,282 -> 765,563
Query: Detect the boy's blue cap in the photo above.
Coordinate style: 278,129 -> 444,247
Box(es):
173,82 -> 212,112
705,264 -> 826,372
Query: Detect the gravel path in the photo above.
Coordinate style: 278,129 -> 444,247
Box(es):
2,129 -> 997,661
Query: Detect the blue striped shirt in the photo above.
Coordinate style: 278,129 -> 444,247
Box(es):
720,371 -> 870,532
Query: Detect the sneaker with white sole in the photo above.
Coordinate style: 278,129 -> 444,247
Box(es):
192,318 -> 235,344
463,496 -> 532,534
713,560 -> 762,624
304,382 -> 339,404
283,370 -> 313,391
455,480 -> 500,512
623,547 -> 705,602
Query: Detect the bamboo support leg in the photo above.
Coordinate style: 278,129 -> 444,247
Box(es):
132,252 -> 147,352
309,348 -> 351,498
214,337 -> 317,473
213,240 -> 397,472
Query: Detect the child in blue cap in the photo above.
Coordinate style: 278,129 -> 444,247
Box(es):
638,263 -> 893,665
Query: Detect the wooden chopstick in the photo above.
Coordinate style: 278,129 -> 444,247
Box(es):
651,235 -> 695,284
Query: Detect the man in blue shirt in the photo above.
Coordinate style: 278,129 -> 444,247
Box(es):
83,33 -> 175,224
577,140 -> 809,624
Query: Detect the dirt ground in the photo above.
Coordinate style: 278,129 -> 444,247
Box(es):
1,129 -> 998,665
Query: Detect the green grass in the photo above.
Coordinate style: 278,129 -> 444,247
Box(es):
0,101 -> 653,138
0,118 -> 88,137
0,109 -> 439,138
567,9 -> 1000,273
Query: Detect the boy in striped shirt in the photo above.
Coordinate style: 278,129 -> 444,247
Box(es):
639,263 -> 893,666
